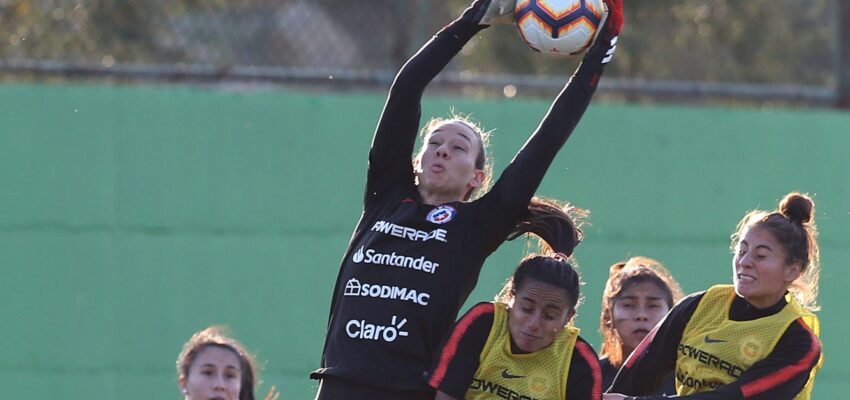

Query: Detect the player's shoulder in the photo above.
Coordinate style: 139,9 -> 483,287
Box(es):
681,289 -> 707,304
574,336 -> 600,360
465,302 -> 496,321
786,317 -> 821,347
455,302 -> 496,330
673,290 -> 706,313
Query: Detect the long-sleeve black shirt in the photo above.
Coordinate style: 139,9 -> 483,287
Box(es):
600,356 -> 676,395
312,15 -> 611,391
609,292 -> 821,399
429,302 -> 602,399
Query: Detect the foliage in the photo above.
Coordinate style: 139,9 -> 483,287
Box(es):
446,0 -> 834,85
0,0 -> 837,86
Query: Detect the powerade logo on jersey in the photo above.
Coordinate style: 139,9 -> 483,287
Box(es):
426,205 -> 457,224
343,278 -> 430,306
677,344 -> 744,378
371,220 -> 447,242
346,315 -> 409,342
352,246 -> 439,274
468,379 -> 538,400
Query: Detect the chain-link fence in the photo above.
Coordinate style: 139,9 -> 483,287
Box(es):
1,1 -> 430,78
1,0 -> 848,106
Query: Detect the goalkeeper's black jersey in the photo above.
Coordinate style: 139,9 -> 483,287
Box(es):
311,15 -> 609,391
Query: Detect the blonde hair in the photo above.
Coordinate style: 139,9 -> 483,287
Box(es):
599,256 -> 683,368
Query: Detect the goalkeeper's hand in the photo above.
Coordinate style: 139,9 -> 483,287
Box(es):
586,0 -> 624,64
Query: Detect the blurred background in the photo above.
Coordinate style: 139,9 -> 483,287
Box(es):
2,0 -> 849,399
2,0 -> 849,106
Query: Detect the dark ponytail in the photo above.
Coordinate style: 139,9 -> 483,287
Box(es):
496,197 -> 586,313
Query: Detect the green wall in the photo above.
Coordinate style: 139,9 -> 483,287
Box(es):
1,83 -> 848,399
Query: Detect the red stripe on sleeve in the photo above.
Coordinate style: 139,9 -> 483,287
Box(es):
575,341 -> 603,400
428,303 -> 494,388
740,319 -> 821,398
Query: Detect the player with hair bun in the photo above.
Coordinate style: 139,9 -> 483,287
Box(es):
605,192 -> 823,400
598,256 -> 683,394
429,197 -> 604,400
311,0 -> 624,398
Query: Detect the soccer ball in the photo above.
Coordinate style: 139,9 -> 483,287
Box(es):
515,0 -> 606,55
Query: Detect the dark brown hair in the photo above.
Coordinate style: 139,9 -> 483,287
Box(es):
731,192 -> 821,311
495,197 -> 588,316
598,256 -> 683,368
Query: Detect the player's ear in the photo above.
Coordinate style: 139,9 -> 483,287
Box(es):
468,169 -> 485,189
784,262 -> 802,284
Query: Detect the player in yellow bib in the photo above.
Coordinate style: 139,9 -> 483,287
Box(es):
605,192 -> 823,400
428,198 -> 603,400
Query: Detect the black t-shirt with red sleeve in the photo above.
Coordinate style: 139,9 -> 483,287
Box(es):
428,302 -> 603,399
609,292 -> 821,399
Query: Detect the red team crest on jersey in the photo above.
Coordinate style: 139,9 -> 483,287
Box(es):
426,205 -> 457,224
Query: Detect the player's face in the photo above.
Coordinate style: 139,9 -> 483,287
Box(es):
611,281 -> 671,356
733,226 -> 801,309
416,121 -> 483,202
182,346 -> 242,400
508,279 -> 573,354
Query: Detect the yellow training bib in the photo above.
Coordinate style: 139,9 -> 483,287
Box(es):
465,302 -> 577,400
676,285 -> 820,399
